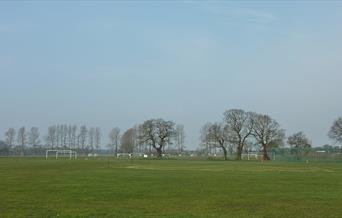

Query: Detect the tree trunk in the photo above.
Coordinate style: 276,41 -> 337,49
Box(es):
222,146 -> 228,160
156,147 -> 162,158
236,146 -> 243,160
149,144 -> 152,157
262,144 -> 270,161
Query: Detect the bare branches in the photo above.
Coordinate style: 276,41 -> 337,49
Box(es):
287,131 -> 311,160
138,118 -> 176,158
88,127 -> 95,151
95,127 -> 101,152
175,124 -> 185,154
28,127 -> 40,148
328,117 -> 342,144
79,125 -> 88,151
120,128 -> 136,153
223,109 -> 254,160
45,125 -> 57,149
287,132 -> 311,148
17,127 -> 26,156
108,127 -> 120,156
250,113 -> 285,160
4,128 -> 15,147
201,109 -> 285,160
207,123 -> 229,160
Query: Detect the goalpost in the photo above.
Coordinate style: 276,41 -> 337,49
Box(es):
46,150 -> 77,160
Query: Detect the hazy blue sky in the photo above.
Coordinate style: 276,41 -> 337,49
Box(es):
1,1 -> 341,148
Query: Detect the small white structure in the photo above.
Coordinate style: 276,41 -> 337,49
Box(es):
117,153 -> 130,158
241,153 -> 261,160
87,153 -> 98,157
46,150 -> 77,160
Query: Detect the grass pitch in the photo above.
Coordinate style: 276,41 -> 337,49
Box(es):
0,158 -> 341,218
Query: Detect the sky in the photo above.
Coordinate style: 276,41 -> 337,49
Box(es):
0,1 -> 342,149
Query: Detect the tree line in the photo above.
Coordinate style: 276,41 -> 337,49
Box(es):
0,122 -> 186,157
1,109 -> 342,160
199,109 -> 342,160
2,125 -> 102,155
108,122 -> 186,158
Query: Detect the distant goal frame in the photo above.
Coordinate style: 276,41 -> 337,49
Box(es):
241,152 -> 276,161
45,150 -> 77,160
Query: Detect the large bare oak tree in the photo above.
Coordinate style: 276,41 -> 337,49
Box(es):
250,113 -> 285,160
207,123 -> 229,160
223,109 -> 254,160
139,118 -> 175,158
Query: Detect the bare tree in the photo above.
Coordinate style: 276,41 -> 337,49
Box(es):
62,124 -> 68,148
138,118 -> 175,158
207,123 -> 229,160
79,125 -> 88,152
200,122 -> 216,156
328,117 -> 342,144
71,125 -> 77,149
251,113 -> 285,160
121,128 -> 135,153
56,124 -> 60,147
5,128 -> 16,148
95,127 -> 101,152
287,132 -> 311,148
108,127 -> 120,157
199,123 -> 212,156
132,125 -> 144,153
67,125 -> 73,149
287,131 -> 311,160
28,127 -> 40,148
17,127 -> 26,156
45,125 -> 57,149
223,109 -> 254,160
88,127 -> 95,151
175,124 -> 185,154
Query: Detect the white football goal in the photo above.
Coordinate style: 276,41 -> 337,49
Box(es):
45,150 -> 77,159
241,153 -> 276,160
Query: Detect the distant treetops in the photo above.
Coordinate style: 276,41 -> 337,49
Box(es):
2,110 -> 342,160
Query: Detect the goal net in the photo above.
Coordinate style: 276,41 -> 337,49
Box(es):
46,150 -> 77,159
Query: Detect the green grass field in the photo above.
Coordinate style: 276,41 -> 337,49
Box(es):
0,158 -> 341,218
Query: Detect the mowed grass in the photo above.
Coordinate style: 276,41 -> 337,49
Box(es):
0,158 -> 341,218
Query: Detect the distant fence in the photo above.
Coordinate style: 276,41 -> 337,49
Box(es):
198,147 -> 342,162
271,148 -> 342,162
